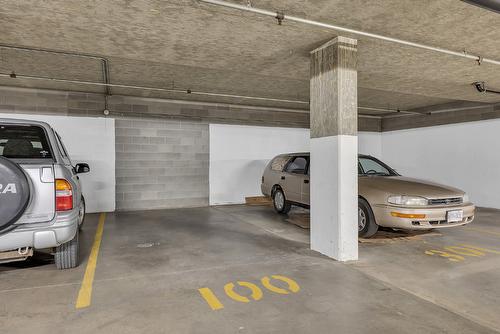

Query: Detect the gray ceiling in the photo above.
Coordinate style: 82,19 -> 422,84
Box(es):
1,0 -> 499,114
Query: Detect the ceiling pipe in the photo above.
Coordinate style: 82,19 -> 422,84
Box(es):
383,103 -> 497,118
0,72 -> 309,105
0,44 -> 112,108
3,72 -> 492,118
199,0 -> 500,66
0,72 -> 391,118
357,106 -> 424,115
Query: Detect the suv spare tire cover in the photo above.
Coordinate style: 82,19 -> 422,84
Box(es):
0,156 -> 30,230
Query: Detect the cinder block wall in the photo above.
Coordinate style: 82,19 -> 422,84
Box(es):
0,85 -> 382,211
115,118 -> 209,210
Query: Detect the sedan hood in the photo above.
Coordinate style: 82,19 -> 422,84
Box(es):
360,176 -> 464,199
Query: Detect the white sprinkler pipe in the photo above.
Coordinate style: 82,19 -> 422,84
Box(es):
199,0 -> 500,66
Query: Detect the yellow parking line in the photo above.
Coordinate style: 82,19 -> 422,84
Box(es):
75,212 -> 106,309
467,227 -> 500,238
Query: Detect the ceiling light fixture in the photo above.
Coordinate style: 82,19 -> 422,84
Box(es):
462,0 -> 500,13
473,81 -> 500,95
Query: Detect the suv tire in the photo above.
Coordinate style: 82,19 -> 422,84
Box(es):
55,229 -> 79,269
273,188 -> 291,214
358,198 -> 378,238
78,196 -> 86,230
0,157 -> 30,231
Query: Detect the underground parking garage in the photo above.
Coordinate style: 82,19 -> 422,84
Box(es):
1,0 -> 500,333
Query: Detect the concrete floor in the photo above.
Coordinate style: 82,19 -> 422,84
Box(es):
1,206 -> 499,334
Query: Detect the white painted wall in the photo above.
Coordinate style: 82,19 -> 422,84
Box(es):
0,113 -> 115,213
381,119 -> 500,209
209,124 -> 309,205
209,124 -> 382,205
358,131 -> 382,157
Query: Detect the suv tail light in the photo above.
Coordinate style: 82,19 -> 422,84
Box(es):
55,179 -> 73,211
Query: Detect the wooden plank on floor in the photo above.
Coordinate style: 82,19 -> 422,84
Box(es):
245,196 -> 272,206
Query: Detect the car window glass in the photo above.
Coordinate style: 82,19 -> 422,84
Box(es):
55,132 -> 69,157
359,157 -> 390,175
271,156 -> 289,171
0,125 -> 52,159
285,156 -> 308,174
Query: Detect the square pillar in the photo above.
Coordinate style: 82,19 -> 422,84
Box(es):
310,36 -> 358,261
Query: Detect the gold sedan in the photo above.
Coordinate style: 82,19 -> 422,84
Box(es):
261,153 -> 475,238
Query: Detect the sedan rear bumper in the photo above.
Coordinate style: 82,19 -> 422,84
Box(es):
372,203 -> 475,230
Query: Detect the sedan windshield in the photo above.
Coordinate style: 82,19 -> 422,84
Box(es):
358,156 -> 397,176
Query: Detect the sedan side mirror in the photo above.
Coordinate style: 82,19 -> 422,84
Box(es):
75,163 -> 90,174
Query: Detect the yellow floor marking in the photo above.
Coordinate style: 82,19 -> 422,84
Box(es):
237,281 -> 263,301
272,275 -> 300,293
224,282 -> 250,302
466,227 -> 500,238
224,283 -> 256,303
261,276 -> 289,294
460,244 -> 500,255
198,287 -> 224,310
444,246 -> 484,257
424,249 -> 464,262
75,213 -> 106,309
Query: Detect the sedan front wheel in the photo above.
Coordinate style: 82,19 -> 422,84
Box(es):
358,198 -> 378,238
273,188 -> 291,214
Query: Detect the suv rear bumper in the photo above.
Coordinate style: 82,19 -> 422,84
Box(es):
0,210 -> 78,252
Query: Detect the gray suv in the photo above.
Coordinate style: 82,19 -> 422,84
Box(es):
0,119 -> 89,269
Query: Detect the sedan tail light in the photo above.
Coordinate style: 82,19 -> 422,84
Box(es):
55,179 -> 73,211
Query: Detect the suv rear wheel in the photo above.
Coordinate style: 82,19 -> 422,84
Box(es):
55,229 -> 79,269
273,188 -> 291,214
358,198 -> 378,238
78,196 -> 86,230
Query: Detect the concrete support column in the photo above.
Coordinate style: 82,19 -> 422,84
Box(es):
310,36 -> 358,261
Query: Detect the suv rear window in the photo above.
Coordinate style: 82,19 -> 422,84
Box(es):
0,125 -> 53,159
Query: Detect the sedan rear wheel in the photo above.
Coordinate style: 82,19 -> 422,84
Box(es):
358,198 -> 378,238
273,188 -> 291,214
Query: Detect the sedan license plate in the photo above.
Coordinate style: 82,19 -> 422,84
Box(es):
447,210 -> 463,223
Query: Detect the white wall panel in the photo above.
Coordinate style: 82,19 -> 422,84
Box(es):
381,119 -> 500,209
0,113 -> 115,213
209,124 -> 381,205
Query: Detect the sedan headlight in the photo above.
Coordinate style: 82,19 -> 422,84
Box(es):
388,195 -> 428,206
463,194 -> 469,203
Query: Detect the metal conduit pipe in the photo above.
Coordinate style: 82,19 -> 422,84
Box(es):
3,72 -> 492,117
0,44 -> 112,106
199,0 -> 500,66
0,72 -> 391,118
384,103 -> 499,118
0,72 -> 308,105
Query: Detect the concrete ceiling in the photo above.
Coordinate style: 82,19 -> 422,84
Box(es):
0,0 -> 499,114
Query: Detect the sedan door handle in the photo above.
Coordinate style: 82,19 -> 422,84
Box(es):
304,179 -> 309,184
281,176 -> 286,180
